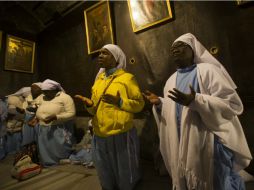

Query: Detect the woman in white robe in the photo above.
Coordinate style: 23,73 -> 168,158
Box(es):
144,33 -> 252,190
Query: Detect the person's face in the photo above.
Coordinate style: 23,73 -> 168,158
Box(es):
31,84 -> 42,98
170,41 -> 194,68
42,90 -> 58,100
98,48 -> 117,70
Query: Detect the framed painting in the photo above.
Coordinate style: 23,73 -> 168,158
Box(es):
236,0 -> 252,6
128,0 -> 173,33
84,1 -> 114,54
4,35 -> 35,73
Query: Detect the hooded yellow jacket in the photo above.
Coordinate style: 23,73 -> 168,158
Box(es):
86,69 -> 144,137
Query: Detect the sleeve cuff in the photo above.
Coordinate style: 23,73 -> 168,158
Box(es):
188,93 -> 200,110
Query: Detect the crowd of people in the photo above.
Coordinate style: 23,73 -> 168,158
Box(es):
0,80 -> 76,167
0,33 -> 252,190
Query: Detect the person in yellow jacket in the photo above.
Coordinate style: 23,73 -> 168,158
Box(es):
75,44 -> 144,190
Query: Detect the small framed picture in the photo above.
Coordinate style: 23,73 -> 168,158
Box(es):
5,35 -> 35,73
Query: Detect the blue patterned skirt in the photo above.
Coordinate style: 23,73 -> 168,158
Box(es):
38,122 -> 74,167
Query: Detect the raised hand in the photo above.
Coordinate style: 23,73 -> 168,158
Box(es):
168,85 -> 196,106
102,91 -> 121,106
142,90 -> 161,105
74,95 -> 93,107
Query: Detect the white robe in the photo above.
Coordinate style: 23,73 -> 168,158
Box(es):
153,63 -> 252,190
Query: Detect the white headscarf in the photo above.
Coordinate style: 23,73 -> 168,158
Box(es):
95,44 -> 126,79
41,79 -> 65,92
173,33 -> 237,89
32,82 -> 42,88
7,82 -> 42,98
8,87 -> 31,98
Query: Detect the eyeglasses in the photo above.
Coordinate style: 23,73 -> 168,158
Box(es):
170,42 -> 189,52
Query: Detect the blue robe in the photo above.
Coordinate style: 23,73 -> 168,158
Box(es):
176,64 -> 245,190
38,121 -> 74,167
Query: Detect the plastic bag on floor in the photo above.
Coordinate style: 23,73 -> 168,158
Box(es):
11,155 -> 41,181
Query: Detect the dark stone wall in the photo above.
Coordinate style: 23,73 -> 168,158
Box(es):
37,1 -> 254,109
37,1 -> 97,115
0,2 -> 39,96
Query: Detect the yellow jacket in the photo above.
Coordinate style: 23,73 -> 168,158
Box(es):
87,69 -> 144,137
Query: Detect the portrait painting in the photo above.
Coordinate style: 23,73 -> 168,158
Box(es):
84,1 -> 114,54
4,35 -> 35,73
128,0 -> 173,33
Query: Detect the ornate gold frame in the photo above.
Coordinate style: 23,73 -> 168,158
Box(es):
84,1 -> 114,54
127,0 -> 173,33
4,35 -> 35,73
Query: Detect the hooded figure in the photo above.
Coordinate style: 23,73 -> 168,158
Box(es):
144,33 -> 252,190
40,79 -> 65,92
36,79 -> 75,166
75,44 -> 144,190
8,87 -> 31,98
5,88 -> 28,154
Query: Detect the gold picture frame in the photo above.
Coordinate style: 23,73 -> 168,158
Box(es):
84,1 -> 114,54
128,0 -> 173,33
4,35 -> 35,73
236,0 -> 252,6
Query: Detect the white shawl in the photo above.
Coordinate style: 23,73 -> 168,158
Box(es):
153,63 -> 252,190
173,33 -> 237,89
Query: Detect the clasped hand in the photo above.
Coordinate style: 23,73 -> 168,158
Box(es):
44,115 -> 57,124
